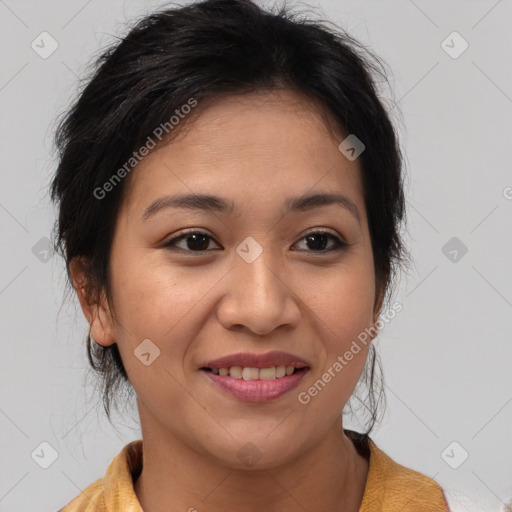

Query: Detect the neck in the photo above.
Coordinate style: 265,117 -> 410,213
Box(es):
134,415 -> 368,512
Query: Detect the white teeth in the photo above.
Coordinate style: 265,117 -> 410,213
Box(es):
275,365 -> 286,378
242,367 -> 259,380
209,365 -> 301,380
230,366 -> 243,379
259,367 -> 276,380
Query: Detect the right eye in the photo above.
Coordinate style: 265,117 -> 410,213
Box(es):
162,230 -> 222,253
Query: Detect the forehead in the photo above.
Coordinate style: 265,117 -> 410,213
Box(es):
120,90 -> 365,219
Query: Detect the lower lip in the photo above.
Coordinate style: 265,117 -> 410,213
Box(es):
201,368 -> 309,402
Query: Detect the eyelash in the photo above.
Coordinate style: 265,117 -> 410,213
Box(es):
162,229 -> 347,255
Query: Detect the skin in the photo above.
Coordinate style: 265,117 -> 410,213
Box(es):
71,90 -> 384,512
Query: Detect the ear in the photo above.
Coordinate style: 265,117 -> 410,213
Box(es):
69,257 -> 116,347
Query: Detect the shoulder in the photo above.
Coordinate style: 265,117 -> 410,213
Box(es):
359,437 -> 450,511
57,440 -> 143,512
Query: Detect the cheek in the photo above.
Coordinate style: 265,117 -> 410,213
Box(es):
303,259 -> 376,382
302,257 -> 376,338
297,273 -> 375,415
109,239 -> 202,333
108,246 -> 220,381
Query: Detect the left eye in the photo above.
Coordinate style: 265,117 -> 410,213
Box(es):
293,231 -> 346,252
162,230 -> 346,253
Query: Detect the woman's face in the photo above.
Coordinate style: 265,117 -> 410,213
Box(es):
85,90 -> 381,468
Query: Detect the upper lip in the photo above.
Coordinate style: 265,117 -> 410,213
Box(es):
200,350 -> 310,370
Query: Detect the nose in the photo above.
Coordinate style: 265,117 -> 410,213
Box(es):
216,246 -> 302,336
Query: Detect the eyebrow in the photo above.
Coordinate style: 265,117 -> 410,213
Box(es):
142,192 -> 361,224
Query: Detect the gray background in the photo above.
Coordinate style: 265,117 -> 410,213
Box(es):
0,0 -> 511,511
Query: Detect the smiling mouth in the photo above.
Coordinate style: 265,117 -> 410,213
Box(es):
200,365 -> 310,402
200,365 -> 308,380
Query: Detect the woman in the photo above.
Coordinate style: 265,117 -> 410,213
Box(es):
53,0 -> 450,510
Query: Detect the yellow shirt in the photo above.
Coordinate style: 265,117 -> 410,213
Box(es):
58,430 -> 450,511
